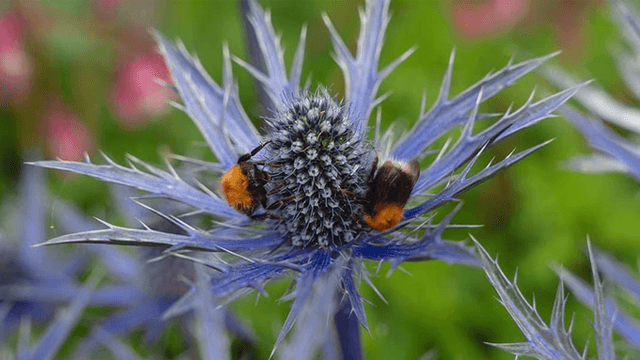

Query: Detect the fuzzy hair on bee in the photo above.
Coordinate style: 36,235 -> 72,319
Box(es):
220,142 -> 281,220
362,155 -> 420,231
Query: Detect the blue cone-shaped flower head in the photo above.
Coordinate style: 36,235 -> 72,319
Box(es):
266,90 -> 372,247
33,0 -> 581,356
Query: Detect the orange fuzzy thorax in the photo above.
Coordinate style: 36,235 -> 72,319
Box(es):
363,202 -> 403,231
221,165 -> 253,212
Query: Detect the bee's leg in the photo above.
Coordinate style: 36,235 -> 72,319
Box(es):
266,193 -> 300,210
350,212 -> 366,226
267,181 -> 287,195
249,212 -> 283,221
238,141 -> 272,163
338,189 -> 366,205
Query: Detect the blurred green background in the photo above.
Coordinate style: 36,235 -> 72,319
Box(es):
1,0 -> 639,359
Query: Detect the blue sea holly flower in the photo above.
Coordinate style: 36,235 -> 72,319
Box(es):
33,0 -> 581,356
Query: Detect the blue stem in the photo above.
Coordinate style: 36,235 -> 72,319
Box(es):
334,298 -> 363,360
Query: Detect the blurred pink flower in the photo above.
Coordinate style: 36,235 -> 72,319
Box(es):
93,0 -> 123,18
110,51 -> 174,128
453,0 -> 529,38
552,0 -> 600,58
451,0 -> 603,58
43,102 -> 94,162
0,11 -> 33,105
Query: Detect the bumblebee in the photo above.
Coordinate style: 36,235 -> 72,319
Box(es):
221,142 -> 280,220
362,155 -> 420,231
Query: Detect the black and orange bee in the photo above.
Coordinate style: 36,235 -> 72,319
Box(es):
220,142 -> 281,220
361,155 -> 420,231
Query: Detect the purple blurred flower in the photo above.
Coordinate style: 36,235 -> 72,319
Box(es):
0,163 -> 104,358
60,187 -> 253,359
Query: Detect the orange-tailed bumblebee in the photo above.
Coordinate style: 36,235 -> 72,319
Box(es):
221,142 -> 280,220
362,155 -> 420,231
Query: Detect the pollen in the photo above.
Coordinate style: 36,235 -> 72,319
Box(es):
363,203 -> 403,231
221,165 -> 253,212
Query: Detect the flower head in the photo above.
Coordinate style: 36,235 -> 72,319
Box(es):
33,0 -> 580,356
265,90 -> 372,247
